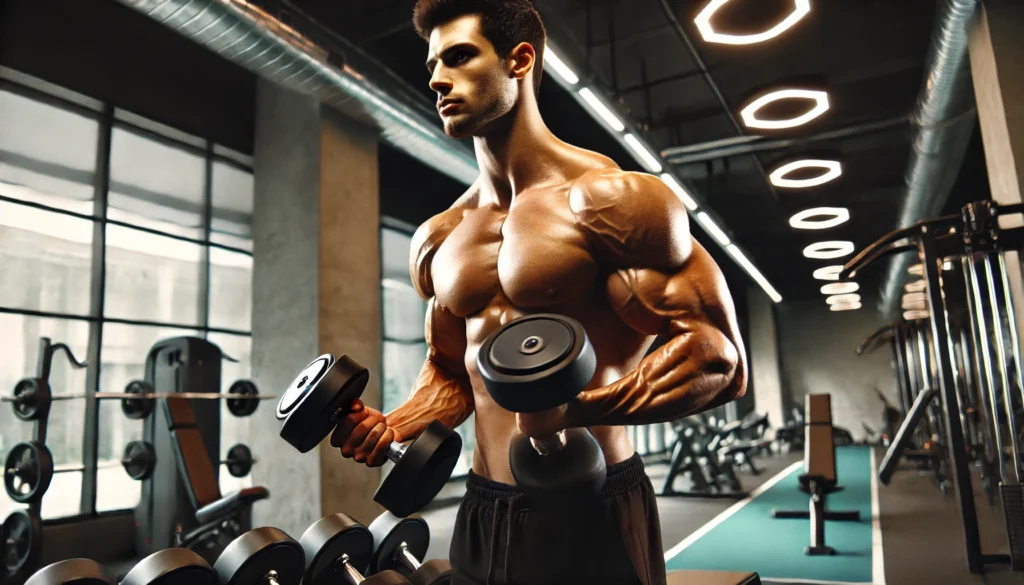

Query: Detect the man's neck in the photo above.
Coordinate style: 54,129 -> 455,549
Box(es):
473,97 -> 565,207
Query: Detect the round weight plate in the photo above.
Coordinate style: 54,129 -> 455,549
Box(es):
226,444 -> 253,478
2,509 -> 42,582
368,513 -> 428,575
12,378 -> 51,422
374,421 -> 462,518
4,441 -> 54,504
227,380 -> 260,418
121,380 -> 154,420
122,441 -> 156,481
278,354 -> 370,454
214,527 -> 304,585
122,548 -> 217,585
509,427 -> 607,502
489,319 -> 574,375
25,558 -> 118,585
409,559 -> 453,585
299,513 -> 373,585
476,314 -> 597,413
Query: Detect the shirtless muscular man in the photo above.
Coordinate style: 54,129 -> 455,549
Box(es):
331,1 -> 747,584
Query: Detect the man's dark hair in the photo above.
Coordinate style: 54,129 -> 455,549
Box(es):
413,0 -> 547,96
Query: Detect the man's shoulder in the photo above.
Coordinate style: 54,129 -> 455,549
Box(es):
408,183 -> 479,299
568,169 -> 692,267
569,168 -> 674,207
411,182 -> 478,248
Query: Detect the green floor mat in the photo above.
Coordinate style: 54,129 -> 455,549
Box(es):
665,446 -> 878,584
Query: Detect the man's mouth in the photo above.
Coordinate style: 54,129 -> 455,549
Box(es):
439,100 -> 462,115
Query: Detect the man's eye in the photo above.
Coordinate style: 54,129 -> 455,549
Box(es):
452,52 -> 468,63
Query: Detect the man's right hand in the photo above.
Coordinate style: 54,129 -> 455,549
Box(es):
329,399 -> 403,467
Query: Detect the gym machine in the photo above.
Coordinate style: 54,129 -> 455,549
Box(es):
842,200 -> 1024,573
1,336 -> 268,583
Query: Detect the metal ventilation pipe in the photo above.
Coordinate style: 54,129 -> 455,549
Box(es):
879,0 -> 980,319
113,0 -> 478,185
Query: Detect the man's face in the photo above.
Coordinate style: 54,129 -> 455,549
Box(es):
426,14 -> 518,139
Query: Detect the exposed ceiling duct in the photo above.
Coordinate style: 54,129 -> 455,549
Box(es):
878,0 -> 979,319
113,0 -> 478,185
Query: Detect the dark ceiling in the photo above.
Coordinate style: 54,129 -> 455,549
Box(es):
283,0 -> 991,307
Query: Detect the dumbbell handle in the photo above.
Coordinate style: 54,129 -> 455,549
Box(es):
333,553 -> 369,584
530,430 -> 567,455
395,542 -> 422,572
385,441 -> 409,464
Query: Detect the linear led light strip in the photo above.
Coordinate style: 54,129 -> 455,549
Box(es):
545,44 -> 782,303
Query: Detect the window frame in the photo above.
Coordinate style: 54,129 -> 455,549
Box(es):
0,73 -> 254,517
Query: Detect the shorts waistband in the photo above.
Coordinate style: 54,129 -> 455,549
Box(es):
464,452 -> 648,502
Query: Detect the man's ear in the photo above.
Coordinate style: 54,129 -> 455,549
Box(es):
508,42 -> 536,80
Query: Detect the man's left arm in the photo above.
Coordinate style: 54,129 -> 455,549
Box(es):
567,170 -> 748,428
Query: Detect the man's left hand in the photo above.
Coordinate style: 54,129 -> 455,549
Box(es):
516,404 -> 576,438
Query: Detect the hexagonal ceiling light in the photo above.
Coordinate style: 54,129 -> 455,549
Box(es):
770,159 -> 842,188
695,0 -> 812,45
741,89 -> 830,130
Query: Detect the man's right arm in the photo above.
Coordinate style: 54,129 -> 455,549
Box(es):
386,296 -> 475,439
333,298 -> 474,466
334,206 -> 475,466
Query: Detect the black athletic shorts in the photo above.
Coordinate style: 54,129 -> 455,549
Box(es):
448,453 -> 667,585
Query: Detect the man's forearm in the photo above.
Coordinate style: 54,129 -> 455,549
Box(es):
572,327 -> 745,428
385,357 -> 475,439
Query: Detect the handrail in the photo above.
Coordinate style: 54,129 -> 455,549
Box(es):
841,213 -> 960,280
857,324 -> 897,356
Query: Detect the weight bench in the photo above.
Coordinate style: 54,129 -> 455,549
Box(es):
772,394 -> 860,555
667,570 -> 760,584
163,398 -> 269,559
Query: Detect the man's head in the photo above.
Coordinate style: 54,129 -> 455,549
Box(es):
414,0 -> 547,138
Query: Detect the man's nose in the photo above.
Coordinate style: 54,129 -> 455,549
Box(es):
429,70 -> 452,96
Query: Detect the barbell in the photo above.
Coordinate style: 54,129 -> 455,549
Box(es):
4,379 -> 275,420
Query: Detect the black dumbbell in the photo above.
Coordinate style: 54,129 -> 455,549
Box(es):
368,513 -> 451,585
476,313 -> 606,505
23,549 -> 217,585
121,549 -> 218,585
214,527 -> 305,585
276,355 -> 462,517
301,513 -> 412,584
25,558 -> 116,585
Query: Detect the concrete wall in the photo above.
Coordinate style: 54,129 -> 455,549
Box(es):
250,79 -> 383,536
776,299 -> 898,440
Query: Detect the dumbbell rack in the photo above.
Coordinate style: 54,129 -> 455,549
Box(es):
843,200 -> 1024,574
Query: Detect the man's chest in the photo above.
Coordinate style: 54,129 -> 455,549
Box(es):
430,197 -> 601,317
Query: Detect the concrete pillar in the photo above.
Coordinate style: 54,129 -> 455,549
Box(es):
747,286 -> 785,431
969,2 -> 1024,338
250,79 -> 382,537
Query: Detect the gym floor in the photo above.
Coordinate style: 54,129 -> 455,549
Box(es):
418,449 -> 1024,585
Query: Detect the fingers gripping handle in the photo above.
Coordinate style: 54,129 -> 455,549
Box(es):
530,430 -> 567,455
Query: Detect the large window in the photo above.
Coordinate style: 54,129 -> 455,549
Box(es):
0,72 -> 254,521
